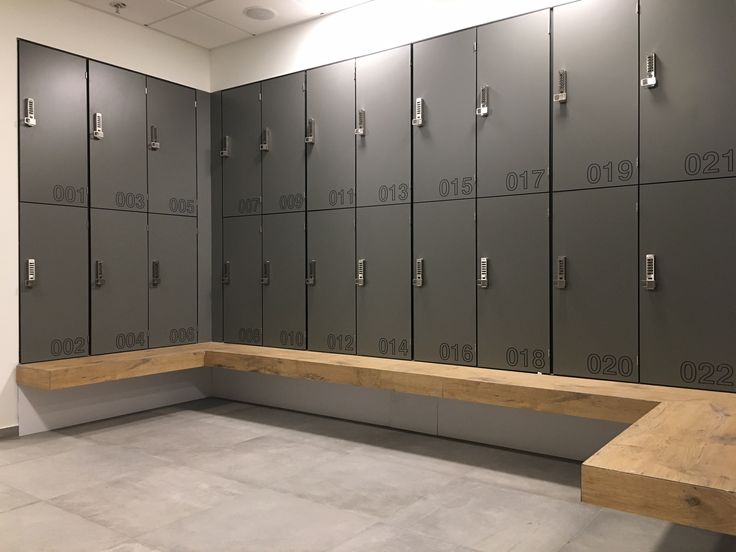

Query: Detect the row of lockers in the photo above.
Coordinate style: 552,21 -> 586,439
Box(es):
221,178 -> 736,393
18,41 -> 197,215
216,0 -> 735,217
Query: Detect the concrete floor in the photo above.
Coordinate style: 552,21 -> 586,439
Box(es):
0,399 -> 733,552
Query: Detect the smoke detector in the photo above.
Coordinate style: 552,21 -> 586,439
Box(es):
244,6 -> 277,20
109,1 -> 127,15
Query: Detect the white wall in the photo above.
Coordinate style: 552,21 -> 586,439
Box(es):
0,0 -> 210,430
211,0 -> 575,90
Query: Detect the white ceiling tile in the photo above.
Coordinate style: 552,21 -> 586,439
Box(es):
196,0 -> 318,35
71,0 -> 187,25
151,9 -> 252,48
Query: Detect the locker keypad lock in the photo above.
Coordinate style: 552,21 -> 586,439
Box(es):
355,109 -> 366,136
355,258 -> 365,287
554,256 -> 567,289
149,125 -> 161,150
642,253 -> 657,290
412,258 -> 424,287
25,258 -> 36,288
219,135 -> 231,158
260,128 -> 272,152
23,98 -> 36,127
476,86 -> 489,117
260,260 -> 271,285
222,261 -> 231,285
641,53 -> 658,88
305,118 -> 316,144
94,260 -> 105,287
477,257 -> 489,288
151,260 -> 161,287
412,98 -> 424,127
305,260 -> 316,286
553,70 -> 568,103
93,112 -> 104,140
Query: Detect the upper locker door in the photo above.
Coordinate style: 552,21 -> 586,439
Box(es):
552,0 -> 638,191
222,84 -> 262,217
306,60 -> 355,211
18,41 -> 87,207
149,215 -> 197,348
477,195 -> 549,373
262,73 -> 306,214
88,62 -> 147,212
477,10 -> 550,197
20,204 -> 88,363
413,199 -> 476,365
147,77 -> 197,217
553,187 -> 638,382
262,212 -> 306,349
640,0 -> 736,184
640,179 -> 736,392
355,46 -> 411,207
413,29 -> 476,203
307,209 -> 355,354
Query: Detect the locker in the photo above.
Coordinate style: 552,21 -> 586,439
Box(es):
477,11 -> 550,198
222,84 -> 262,217
640,0 -> 736,184
552,0 -> 638,191
413,199 -> 476,365
356,204 -> 411,358
149,214 -> 197,348
89,62 -> 147,212
262,212 -> 306,349
413,29 -> 476,203
640,179 -> 736,392
147,77 -> 197,216
306,60 -> 356,211
19,204 -> 88,363
307,209 -> 355,353
477,195 -> 549,372
262,73 -> 306,214
18,41 -> 87,207
552,187 -> 638,382
223,216 -> 262,345
91,209 -> 148,354
356,46 -> 411,207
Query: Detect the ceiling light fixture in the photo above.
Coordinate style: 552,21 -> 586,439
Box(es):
109,1 -> 127,15
244,6 -> 277,21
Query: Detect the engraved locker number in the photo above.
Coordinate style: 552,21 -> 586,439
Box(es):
327,334 -> 354,352
279,193 -> 304,210
586,353 -> 634,378
680,361 -> 734,387
439,343 -> 474,363
279,330 -> 305,347
238,197 -> 261,215
328,188 -> 354,207
378,183 -> 409,203
115,331 -> 146,350
439,177 -> 474,198
115,192 -> 146,210
169,327 -> 196,344
586,160 -> 634,185
378,337 -> 409,357
50,337 -> 86,357
505,347 -> 545,370
52,185 -> 86,205
169,198 -> 196,215
238,327 -> 261,344
684,149 -> 734,177
505,170 -> 545,192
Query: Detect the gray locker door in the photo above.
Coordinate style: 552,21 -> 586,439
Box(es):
306,60 -> 356,211
18,41 -> 87,207
477,195 -> 549,372
91,209 -> 148,354
640,0 -> 736,184
223,216 -> 262,345
356,204 -> 411,358
413,29 -> 476,203
20,204 -> 88,363
552,187 -> 638,382
640,179 -> 736,392
307,209 -> 355,353
356,46 -> 411,207
263,212 -> 306,349
413,199 -> 476,365
262,73 -> 306,214
552,0 -> 638,191
477,11 -> 550,198
222,84 -> 262,217
89,62 -> 147,212
149,214 -> 197,348
147,77 -> 197,216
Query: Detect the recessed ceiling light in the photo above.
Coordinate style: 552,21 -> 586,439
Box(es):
244,6 -> 277,21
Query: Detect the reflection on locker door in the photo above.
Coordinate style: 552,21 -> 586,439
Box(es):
413,29 -> 476,203
477,195 -> 549,372
640,0 -> 736,184
356,46 -> 411,207
306,60 -> 356,211
262,73 -> 305,214
356,205 -> 411,358
477,10 -> 549,197
149,214 -> 197,348
413,199 -> 476,365
552,0 -> 638,191
640,179 -> 736,392
307,209 -> 355,353
18,41 -> 87,206
552,187 -> 638,381
91,210 -> 148,354
20,204 -> 88,363
262,212 -> 306,349
147,77 -> 196,216
222,83 -> 262,217
89,61 -> 147,211
223,217 -> 262,345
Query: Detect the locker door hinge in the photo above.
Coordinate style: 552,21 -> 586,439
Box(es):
547,207 -> 550,218
635,157 -> 639,167
635,1 -> 640,14
473,41 -> 477,52
145,87 -> 148,95
635,201 -> 639,212
194,100 -> 198,108
547,17 -> 550,35
258,91 -> 262,101
85,71 -> 88,80
302,82 -> 306,92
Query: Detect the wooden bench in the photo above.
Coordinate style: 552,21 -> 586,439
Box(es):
17,343 -> 736,536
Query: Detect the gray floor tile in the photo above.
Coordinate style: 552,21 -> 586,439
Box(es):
0,482 -> 37,513
0,431 -> 92,466
329,522 -> 475,552
102,542 -> 164,552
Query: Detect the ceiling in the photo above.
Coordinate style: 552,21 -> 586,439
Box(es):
70,0 -> 372,49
